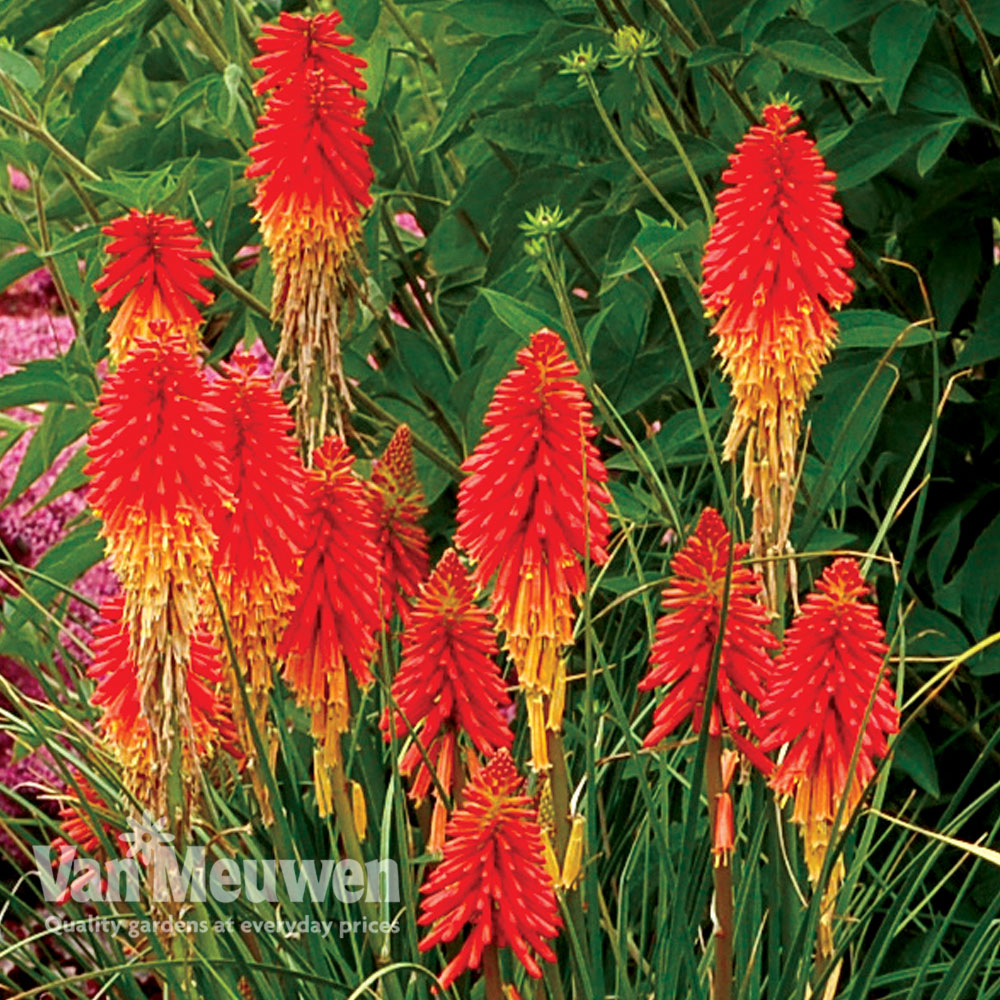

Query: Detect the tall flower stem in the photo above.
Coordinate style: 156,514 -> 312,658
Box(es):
581,72 -> 683,227
705,732 -> 734,1000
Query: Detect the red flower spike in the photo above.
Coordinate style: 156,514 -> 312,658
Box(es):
94,209 -> 213,363
213,350 -> 310,696
455,329 -> 611,767
701,104 -> 854,590
367,425 -> 430,624
639,508 -> 778,772
382,550 -> 512,852
246,64 -> 373,434
761,558 -> 897,881
85,334 -> 231,619
418,749 -> 562,991
89,595 -> 240,768
252,10 -> 367,96
279,436 -> 382,768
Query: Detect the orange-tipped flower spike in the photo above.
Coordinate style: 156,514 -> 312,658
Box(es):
89,596 -> 240,777
85,333 -> 230,651
213,351 -> 309,702
94,209 -> 213,364
382,549 -> 512,853
418,749 -> 562,991
279,436 -> 382,789
367,425 -> 430,625
639,508 -> 779,773
455,329 -> 611,770
85,333 -> 232,813
247,12 -> 373,442
251,10 -> 367,96
761,559 -> 897,884
701,104 -> 854,600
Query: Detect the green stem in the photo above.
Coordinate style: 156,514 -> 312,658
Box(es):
164,0 -> 229,73
582,73 -> 684,226
0,104 -> 99,182
384,0 -> 438,71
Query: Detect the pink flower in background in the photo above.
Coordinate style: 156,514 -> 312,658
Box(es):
0,280 -> 118,857
395,212 -> 424,238
6,165 -> 29,191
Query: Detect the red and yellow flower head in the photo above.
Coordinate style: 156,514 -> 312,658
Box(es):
455,329 -> 611,770
247,12 -> 373,438
251,10 -> 367,96
383,549 -> 512,853
85,333 -> 232,814
213,350 -> 309,701
701,103 -> 854,584
639,508 -> 779,773
761,558 -> 897,882
367,425 -> 430,625
89,595 -> 240,777
94,209 -> 213,364
279,436 -> 382,792
418,749 -> 562,991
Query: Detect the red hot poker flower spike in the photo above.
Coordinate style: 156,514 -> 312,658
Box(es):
455,329 -> 611,770
761,558 -> 897,882
418,749 -> 562,991
213,350 -> 310,698
701,104 -> 854,594
252,10 -> 367,95
279,436 -> 382,780
367,425 -> 430,625
247,45 -> 373,438
89,595 -> 240,773
639,508 -> 778,773
94,209 -> 213,363
382,549 -> 512,853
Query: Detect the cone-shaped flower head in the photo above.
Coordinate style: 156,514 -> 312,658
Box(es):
761,558 -> 897,881
213,350 -> 309,698
85,333 -> 231,647
94,209 -> 213,363
280,436 -> 382,769
639,508 -> 778,771
367,425 -> 430,624
418,749 -> 561,990
251,10 -> 367,95
89,595 -> 239,767
247,12 -> 373,438
701,104 -> 854,583
455,329 -> 611,768
383,549 -> 512,852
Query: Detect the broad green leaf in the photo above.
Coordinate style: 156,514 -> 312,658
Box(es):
605,409 -> 723,471
0,0 -> 89,46
0,46 -> 41,91
340,0 -> 382,39
755,17 -> 881,84
0,358 -> 84,408
741,0 -> 790,43
423,35 -> 526,152
916,119 -> 964,176
811,0 -> 895,32
602,214 -> 706,288
4,404 -> 93,506
0,249 -> 41,295
65,27 -> 141,151
928,512 -> 963,597
823,112 -> 940,189
473,104 -> 611,161
939,513 -> 1000,637
836,309 -> 935,349
0,212 -> 30,246
479,288 -> 562,343
904,63 -> 974,118
929,232 -> 980,331
156,75 -> 214,129
444,0 -> 551,35
44,0 -> 151,88
892,725 -> 941,798
870,2 -> 935,114
32,446 -> 89,510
